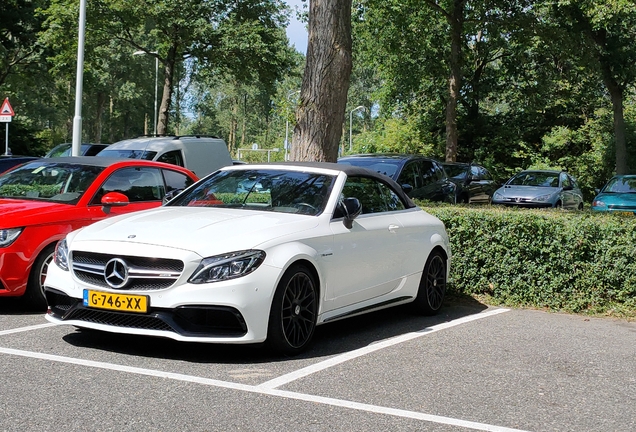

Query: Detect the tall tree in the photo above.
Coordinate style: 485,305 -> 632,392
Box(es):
551,0 -> 636,174
94,0 -> 291,136
290,0 -> 353,162
0,0 -> 45,87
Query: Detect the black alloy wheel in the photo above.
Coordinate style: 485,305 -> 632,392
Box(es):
267,264 -> 317,355
414,250 -> 447,315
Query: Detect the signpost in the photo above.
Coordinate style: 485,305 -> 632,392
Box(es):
0,98 -> 15,155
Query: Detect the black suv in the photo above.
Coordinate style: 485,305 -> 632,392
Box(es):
338,154 -> 456,203
442,162 -> 499,204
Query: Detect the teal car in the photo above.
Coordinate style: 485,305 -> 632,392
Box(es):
592,175 -> 636,215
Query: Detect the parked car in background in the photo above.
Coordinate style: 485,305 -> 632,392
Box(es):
44,162 -> 450,354
492,170 -> 584,209
0,155 -> 39,173
44,143 -> 110,158
0,157 -> 198,309
592,175 -> 636,215
442,162 -> 499,204
97,135 -> 232,177
338,154 -> 457,203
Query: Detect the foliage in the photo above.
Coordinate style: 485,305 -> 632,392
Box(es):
424,204 -> 636,316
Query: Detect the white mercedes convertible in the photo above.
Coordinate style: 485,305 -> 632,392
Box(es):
44,163 -> 451,354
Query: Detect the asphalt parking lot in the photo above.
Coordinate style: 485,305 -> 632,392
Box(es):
1,297 -> 635,432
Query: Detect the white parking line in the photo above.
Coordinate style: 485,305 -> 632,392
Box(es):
0,345 -> 528,432
259,308 -> 510,390
0,322 -> 57,336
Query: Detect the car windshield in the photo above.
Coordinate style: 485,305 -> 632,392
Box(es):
508,172 -> 559,187
443,164 -> 467,179
338,159 -> 400,178
168,169 -> 335,216
97,149 -> 157,160
602,177 -> 636,193
0,161 -> 104,204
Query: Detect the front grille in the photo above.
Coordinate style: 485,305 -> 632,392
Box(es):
71,251 -> 184,291
65,308 -> 175,332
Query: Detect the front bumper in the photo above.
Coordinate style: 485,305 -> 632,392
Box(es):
44,256 -> 283,344
492,198 -> 553,208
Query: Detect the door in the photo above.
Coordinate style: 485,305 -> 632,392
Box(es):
325,176 -> 407,310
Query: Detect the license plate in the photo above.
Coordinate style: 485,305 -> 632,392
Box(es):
615,211 -> 635,216
83,290 -> 148,313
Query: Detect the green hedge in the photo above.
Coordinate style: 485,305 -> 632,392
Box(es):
422,204 -> 636,316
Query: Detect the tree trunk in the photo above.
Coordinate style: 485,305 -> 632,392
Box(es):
445,1 -> 464,162
604,77 -> 628,174
290,0 -> 353,162
157,47 -> 176,136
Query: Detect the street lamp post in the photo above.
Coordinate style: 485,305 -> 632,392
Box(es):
71,0 -> 87,156
134,51 -> 159,136
349,105 -> 366,152
284,90 -> 300,161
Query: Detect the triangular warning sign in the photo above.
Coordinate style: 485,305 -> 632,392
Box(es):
1,98 -> 15,116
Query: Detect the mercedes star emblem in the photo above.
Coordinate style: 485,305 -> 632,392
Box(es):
104,258 -> 129,288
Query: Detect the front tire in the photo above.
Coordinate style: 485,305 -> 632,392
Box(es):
25,244 -> 55,310
267,264 -> 318,355
413,250 -> 447,315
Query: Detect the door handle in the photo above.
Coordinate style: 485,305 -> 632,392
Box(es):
388,224 -> 399,233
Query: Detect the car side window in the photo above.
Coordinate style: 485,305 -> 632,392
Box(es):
91,167 -> 165,204
560,173 -> 571,189
397,162 -> 421,188
157,150 -> 184,167
163,169 -> 194,195
419,161 -> 437,185
340,176 -> 405,215
470,166 -> 481,180
431,161 -> 445,180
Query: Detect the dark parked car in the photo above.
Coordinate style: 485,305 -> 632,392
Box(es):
338,154 -> 456,203
0,155 -> 40,173
44,143 -> 110,158
442,162 -> 499,204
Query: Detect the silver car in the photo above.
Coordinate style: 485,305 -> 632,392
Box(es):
492,170 -> 584,209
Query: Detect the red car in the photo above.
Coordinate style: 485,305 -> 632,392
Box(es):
0,157 -> 198,309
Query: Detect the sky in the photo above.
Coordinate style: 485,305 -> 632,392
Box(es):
285,0 -> 308,54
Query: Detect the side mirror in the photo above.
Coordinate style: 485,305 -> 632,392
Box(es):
101,191 -> 129,214
563,185 -> 573,191
594,188 -> 600,195
401,184 -> 413,194
340,197 -> 362,229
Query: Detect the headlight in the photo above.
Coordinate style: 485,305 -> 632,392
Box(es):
592,200 -> 606,208
493,192 -> 503,200
0,228 -> 23,247
533,194 -> 553,202
189,250 -> 266,284
54,239 -> 69,271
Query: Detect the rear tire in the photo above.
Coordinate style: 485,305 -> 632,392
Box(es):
25,244 -> 55,310
413,250 -> 447,315
267,264 -> 318,355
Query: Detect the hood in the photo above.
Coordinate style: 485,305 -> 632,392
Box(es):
0,198 -> 74,227
72,206 -> 320,255
496,185 -> 559,199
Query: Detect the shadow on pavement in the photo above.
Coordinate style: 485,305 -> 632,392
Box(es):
59,293 -> 489,364
0,298 -> 42,315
